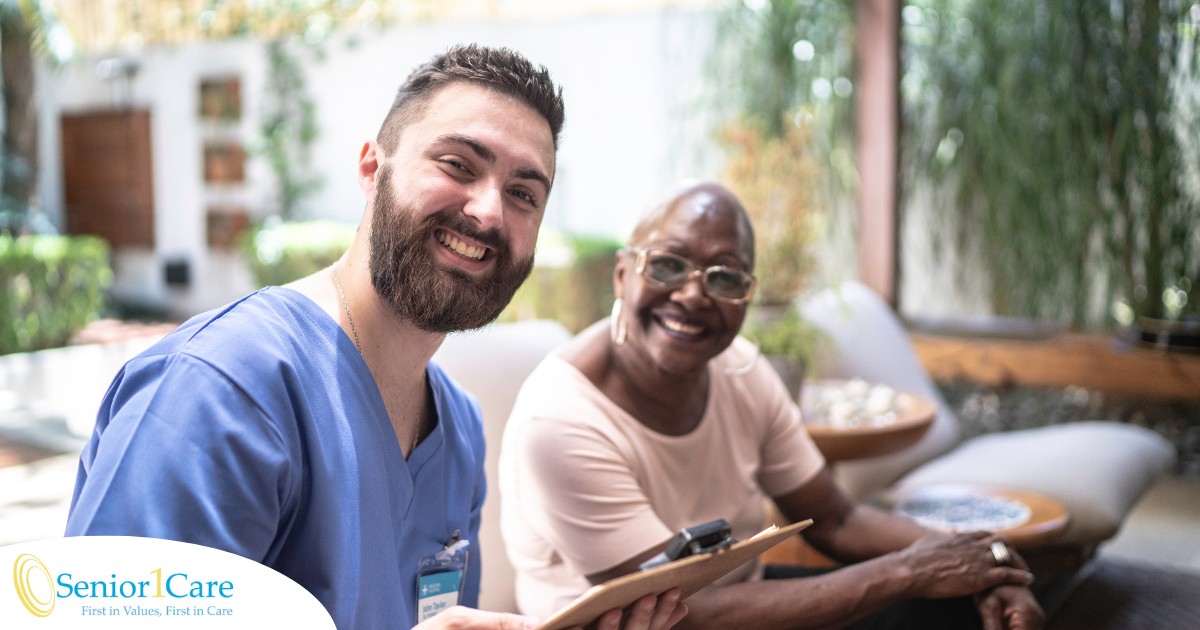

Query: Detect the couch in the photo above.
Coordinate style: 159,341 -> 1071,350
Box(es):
434,286 -> 1176,612
798,282 -> 1176,563
433,319 -> 572,613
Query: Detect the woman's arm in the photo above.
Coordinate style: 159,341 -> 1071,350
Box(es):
577,468 -> 1037,630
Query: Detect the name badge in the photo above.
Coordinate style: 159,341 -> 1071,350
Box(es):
416,533 -> 469,623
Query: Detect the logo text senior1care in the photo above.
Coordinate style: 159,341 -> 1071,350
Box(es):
3,536 -> 335,628
14,553 -> 235,618
57,567 -> 233,599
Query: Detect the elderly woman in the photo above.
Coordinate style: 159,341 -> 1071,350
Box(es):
499,181 -> 1043,629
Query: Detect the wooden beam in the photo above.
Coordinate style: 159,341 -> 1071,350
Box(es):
855,0 -> 900,306
912,333 -> 1200,400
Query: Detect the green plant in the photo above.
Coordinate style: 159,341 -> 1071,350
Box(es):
718,116 -> 822,306
254,37 -> 323,220
498,229 -> 622,333
740,304 -> 827,370
242,219 -> 355,287
0,234 -> 112,354
708,0 -> 857,292
903,0 -> 1200,328
707,0 -> 859,307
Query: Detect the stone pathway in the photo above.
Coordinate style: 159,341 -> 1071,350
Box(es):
1,318 -> 176,545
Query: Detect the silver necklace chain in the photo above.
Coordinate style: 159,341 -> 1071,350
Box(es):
330,265 -> 421,457
331,265 -> 364,356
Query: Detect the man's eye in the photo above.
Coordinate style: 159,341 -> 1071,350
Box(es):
443,159 -> 470,173
510,189 -> 538,207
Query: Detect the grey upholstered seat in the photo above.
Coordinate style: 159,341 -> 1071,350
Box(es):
799,282 -> 1175,556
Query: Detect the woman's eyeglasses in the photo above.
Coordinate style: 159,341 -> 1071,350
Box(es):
633,249 -> 756,304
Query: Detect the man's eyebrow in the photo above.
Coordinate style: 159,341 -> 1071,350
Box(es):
514,167 -> 552,194
437,134 -> 495,164
437,133 -> 552,193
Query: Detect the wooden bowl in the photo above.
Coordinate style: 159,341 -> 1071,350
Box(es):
800,380 -> 937,461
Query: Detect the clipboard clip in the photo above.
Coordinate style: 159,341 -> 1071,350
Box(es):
638,518 -> 735,571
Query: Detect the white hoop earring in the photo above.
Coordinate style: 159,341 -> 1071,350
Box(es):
610,298 -> 627,346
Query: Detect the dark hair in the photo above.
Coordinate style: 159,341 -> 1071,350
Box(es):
377,44 -> 565,153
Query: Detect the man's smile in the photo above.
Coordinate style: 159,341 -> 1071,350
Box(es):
435,228 -> 490,262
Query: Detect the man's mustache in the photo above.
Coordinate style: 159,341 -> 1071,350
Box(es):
425,211 -> 505,253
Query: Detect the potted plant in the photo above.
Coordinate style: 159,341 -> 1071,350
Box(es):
704,0 -> 850,394
740,305 -> 826,401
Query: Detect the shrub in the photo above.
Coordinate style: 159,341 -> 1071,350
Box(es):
243,219 -> 356,287
740,304 -> 828,370
499,230 -> 622,333
0,234 -> 113,355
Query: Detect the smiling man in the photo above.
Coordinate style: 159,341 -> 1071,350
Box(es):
65,45 -> 685,630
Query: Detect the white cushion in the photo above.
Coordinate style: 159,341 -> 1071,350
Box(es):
434,320 -> 572,613
799,282 -> 959,498
887,421 -> 1175,545
798,281 -> 1176,549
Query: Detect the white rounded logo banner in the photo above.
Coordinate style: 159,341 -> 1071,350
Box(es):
2,536 -> 334,628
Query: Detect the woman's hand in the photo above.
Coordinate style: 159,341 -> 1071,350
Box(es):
411,589 -> 687,630
975,584 -> 1045,630
897,531 -> 1034,600
593,589 -> 687,630
411,606 -> 539,630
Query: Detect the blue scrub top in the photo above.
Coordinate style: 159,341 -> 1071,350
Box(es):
66,287 -> 486,629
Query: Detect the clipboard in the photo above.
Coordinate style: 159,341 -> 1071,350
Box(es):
537,519 -> 812,630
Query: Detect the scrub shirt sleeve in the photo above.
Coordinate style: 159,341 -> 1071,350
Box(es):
66,353 -> 293,563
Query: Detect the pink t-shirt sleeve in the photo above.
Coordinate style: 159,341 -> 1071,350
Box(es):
507,412 -> 674,578
748,355 -> 825,497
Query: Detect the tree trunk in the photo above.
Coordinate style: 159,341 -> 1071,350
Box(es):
1,5 -> 39,216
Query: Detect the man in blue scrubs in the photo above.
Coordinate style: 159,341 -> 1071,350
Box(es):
66,44 -> 686,630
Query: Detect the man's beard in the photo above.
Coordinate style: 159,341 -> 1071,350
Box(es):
368,167 -> 534,333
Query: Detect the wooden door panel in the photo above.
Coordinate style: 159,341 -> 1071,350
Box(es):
61,110 -> 154,249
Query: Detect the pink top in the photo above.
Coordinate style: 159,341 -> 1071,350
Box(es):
499,336 -> 825,618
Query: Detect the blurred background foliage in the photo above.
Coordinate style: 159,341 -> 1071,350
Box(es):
706,0 -> 855,369
903,0 -> 1200,328
0,234 -> 111,354
254,37 -> 323,221
6,0 -> 1199,352
709,0 -> 855,306
242,218 -> 356,287
497,229 -> 622,333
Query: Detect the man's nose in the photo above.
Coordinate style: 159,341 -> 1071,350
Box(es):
463,182 -> 505,229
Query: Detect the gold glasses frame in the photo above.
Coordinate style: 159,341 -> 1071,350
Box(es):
632,248 -> 756,305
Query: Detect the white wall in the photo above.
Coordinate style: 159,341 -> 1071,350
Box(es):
36,7 -> 722,319
38,38 -> 272,317
289,8 -> 726,236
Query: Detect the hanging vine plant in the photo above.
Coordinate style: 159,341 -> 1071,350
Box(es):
903,0 -> 1200,330
255,36 -> 322,220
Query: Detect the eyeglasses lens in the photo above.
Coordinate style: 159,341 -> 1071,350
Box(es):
644,252 -> 751,301
705,269 -> 753,300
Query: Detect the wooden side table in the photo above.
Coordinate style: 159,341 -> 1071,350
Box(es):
762,379 -> 942,567
761,484 -> 1072,568
890,483 -> 1071,549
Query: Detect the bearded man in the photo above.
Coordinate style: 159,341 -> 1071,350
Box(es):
65,44 -> 685,630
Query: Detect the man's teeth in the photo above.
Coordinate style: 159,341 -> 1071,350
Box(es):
437,232 -> 485,260
661,318 -> 702,335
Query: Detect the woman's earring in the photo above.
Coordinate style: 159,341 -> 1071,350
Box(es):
610,298 -> 627,346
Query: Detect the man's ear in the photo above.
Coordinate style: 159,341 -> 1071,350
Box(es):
357,141 -> 381,196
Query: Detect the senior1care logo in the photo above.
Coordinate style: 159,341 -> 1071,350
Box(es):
2,536 -> 334,629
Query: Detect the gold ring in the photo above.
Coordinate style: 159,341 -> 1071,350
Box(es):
989,541 -> 1012,566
